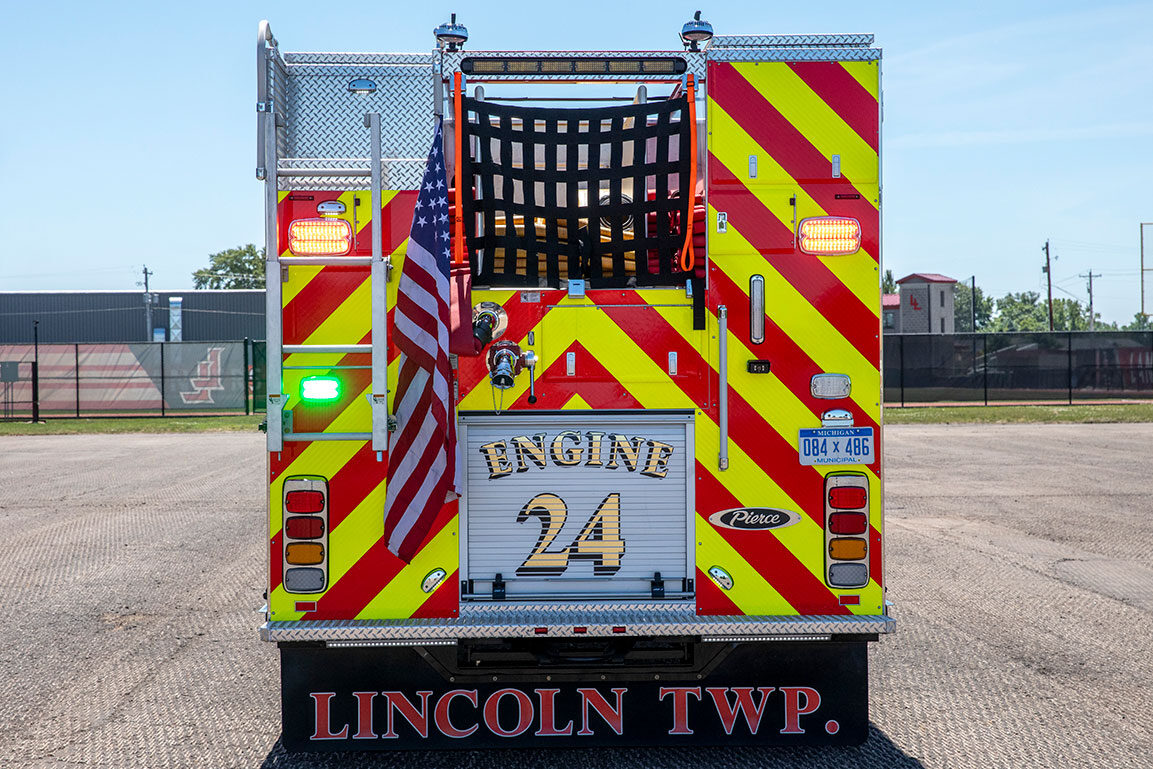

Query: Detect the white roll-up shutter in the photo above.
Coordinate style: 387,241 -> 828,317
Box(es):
462,413 -> 693,601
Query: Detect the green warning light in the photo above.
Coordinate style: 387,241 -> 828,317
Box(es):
301,376 -> 341,402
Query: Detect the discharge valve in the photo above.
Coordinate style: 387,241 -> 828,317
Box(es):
487,340 -> 538,404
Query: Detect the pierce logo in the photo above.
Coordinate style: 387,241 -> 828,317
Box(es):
708,508 -> 799,531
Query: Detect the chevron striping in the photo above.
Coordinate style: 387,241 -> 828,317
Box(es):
728,62 -> 877,185
705,267 -> 881,439
786,62 -> 879,152
840,60 -> 879,100
708,205 -> 881,379
696,465 -> 850,616
695,511 -> 793,615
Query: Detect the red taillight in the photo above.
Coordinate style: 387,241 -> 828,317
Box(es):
828,512 -> 868,535
288,218 -> 352,256
797,216 -> 861,255
286,516 -> 324,539
285,490 -> 325,513
828,486 -> 867,509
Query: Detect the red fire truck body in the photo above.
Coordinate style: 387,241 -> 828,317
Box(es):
256,18 -> 891,750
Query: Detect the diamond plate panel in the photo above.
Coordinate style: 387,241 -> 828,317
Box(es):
278,54 -> 434,187
441,50 -> 706,80
708,47 -> 881,62
260,603 -> 895,643
276,157 -> 425,191
709,34 -> 875,49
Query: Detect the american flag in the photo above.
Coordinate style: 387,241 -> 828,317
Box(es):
384,119 -> 457,563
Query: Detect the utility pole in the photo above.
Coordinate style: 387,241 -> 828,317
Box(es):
140,265 -> 154,341
1042,240 -> 1054,331
1080,270 -> 1102,331
969,275 -> 977,332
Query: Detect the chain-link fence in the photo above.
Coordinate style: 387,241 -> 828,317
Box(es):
884,332 -> 1153,405
0,340 -> 265,419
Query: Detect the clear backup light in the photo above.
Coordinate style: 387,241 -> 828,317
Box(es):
811,373 -> 851,399
797,216 -> 861,256
287,218 -> 352,256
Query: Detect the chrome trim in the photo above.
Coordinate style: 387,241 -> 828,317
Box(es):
708,48 -> 881,63
708,34 -> 874,49
749,275 -> 765,344
261,604 -> 894,643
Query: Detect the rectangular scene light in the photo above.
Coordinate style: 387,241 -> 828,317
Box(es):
288,218 -> 352,256
300,376 -> 341,402
797,216 -> 861,256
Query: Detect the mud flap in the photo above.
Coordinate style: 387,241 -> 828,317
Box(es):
281,640 -> 868,751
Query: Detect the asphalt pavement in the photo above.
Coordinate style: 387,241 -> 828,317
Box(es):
1,423 -> 1150,768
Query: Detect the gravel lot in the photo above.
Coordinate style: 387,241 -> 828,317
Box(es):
2,424 -> 1150,768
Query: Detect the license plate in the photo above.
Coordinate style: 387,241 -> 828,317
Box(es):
798,427 -> 874,466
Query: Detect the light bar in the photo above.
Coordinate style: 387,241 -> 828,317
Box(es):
461,57 -> 686,76
288,218 -> 352,256
797,216 -> 861,256
300,376 -> 341,402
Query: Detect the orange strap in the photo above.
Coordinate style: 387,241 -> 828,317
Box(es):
453,71 -> 465,266
679,74 -> 697,275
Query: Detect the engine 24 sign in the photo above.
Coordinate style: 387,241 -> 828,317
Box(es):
461,414 -> 693,599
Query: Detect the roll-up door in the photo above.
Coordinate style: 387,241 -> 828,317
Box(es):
462,412 -> 693,601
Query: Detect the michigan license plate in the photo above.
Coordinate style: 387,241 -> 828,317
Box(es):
798,427 -> 874,466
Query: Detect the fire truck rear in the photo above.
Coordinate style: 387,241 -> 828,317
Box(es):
256,16 -> 891,751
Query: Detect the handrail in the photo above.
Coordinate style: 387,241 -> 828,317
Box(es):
717,305 -> 729,470
367,112 -> 390,454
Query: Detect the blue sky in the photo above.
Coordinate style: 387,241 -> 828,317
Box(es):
2,0 -> 1150,324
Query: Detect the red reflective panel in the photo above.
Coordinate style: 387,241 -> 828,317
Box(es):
828,486 -> 867,510
828,512 -> 868,535
286,516 -> 324,539
285,490 -> 325,513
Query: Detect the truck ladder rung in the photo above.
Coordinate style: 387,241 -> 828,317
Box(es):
278,256 -> 371,266
283,344 -> 370,354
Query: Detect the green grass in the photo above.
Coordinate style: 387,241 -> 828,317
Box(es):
0,415 -> 265,435
884,403 -> 1153,425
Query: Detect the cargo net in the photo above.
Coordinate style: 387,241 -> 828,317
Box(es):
460,96 -> 694,288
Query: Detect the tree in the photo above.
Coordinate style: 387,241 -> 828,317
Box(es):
987,291 -> 1049,332
192,244 -> 265,289
882,269 -> 896,295
953,282 -> 994,332
1123,312 -> 1152,331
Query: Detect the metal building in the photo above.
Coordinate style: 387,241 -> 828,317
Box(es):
0,290 -> 265,343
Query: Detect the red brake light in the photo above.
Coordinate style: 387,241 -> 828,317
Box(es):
828,512 -> 868,535
288,218 -> 352,256
828,486 -> 867,509
797,216 -> 861,255
285,490 -> 325,513
286,516 -> 325,539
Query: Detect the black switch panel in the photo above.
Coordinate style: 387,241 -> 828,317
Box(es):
747,360 -> 771,374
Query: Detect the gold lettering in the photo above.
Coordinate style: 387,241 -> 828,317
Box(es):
550,430 -> 583,466
479,441 -> 514,479
605,433 -> 643,471
585,432 -> 606,466
640,440 -> 675,478
511,433 -> 548,472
